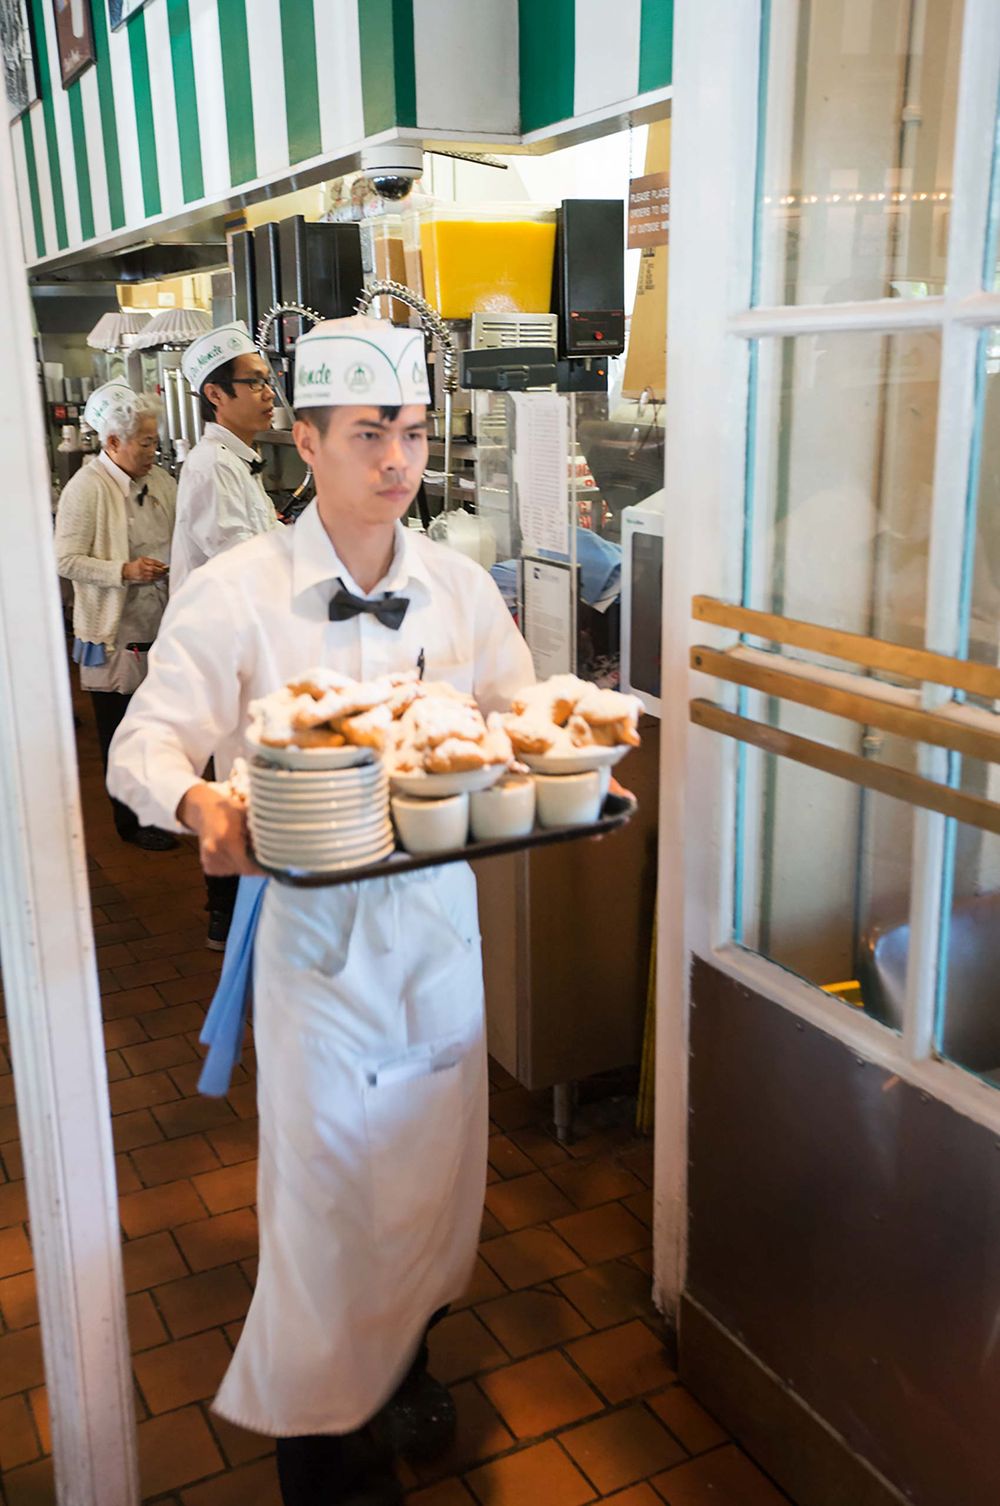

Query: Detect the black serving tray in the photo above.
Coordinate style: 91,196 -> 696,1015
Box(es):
257,792 -> 637,888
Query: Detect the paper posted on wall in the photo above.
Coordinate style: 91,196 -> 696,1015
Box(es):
523,559 -> 573,679
511,394 -> 570,558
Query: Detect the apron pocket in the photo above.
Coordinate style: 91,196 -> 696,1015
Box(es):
424,865 -> 481,951
362,1052 -> 465,1247
263,884 -> 358,979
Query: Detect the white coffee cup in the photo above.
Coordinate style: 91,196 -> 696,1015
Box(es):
470,775 -> 536,841
533,770 -> 602,829
391,792 -> 469,854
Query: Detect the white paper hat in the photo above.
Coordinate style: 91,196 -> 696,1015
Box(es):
82,380 -> 135,431
292,316 -> 431,409
181,321 -> 259,392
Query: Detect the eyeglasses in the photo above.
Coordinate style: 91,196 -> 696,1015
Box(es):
230,376 -> 278,394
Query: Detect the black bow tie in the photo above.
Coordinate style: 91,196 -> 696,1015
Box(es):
246,456 -> 265,476
134,485 -> 148,506
329,584 -> 409,631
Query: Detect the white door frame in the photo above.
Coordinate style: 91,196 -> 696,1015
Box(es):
654,0 -> 1000,1319
0,104 -> 139,1506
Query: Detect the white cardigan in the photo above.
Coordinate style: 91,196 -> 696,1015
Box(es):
54,460 -> 177,653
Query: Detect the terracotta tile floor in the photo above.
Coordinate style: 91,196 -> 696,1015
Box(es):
0,686 -> 794,1505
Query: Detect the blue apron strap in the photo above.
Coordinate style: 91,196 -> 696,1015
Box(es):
198,875 -> 269,1097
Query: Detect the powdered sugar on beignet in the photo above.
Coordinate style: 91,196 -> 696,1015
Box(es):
511,673 -> 589,727
504,676 -> 642,755
387,691 -> 513,776
250,668 -> 421,752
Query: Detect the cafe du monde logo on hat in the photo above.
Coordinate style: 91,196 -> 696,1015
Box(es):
197,343 -> 224,371
346,360 -> 375,394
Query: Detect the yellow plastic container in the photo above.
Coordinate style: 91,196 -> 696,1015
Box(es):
419,207 -> 557,320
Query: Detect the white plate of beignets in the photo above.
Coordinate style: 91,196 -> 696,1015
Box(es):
503,675 -> 642,775
246,669 -> 419,770
386,691 -> 513,798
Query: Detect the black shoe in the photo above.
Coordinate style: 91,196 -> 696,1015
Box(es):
375,1370 -> 457,1463
206,910 -> 231,952
123,826 -> 179,852
340,1483 -> 403,1506
276,1431 -> 402,1506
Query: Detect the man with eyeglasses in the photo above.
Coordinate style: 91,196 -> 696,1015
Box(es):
171,322 -> 279,947
170,321 -> 279,597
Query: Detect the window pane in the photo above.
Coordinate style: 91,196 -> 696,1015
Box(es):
985,102 -> 1000,290
965,329 -> 1000,677
746,331 -> 941,648
938,811 -> 1000,1084
738,725 -> 915,1023
757,0 -> 964,305
735,325 -> 942,1012
936,332 -> 1000,1086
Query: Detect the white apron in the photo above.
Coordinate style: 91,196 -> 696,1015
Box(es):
212,860 -> 487,1437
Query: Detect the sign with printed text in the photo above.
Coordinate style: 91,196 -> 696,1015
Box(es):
627,172 -> 670,249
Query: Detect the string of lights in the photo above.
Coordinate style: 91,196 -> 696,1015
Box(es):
763,191 -> 953,206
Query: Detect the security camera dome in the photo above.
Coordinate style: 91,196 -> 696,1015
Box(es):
360,144 -> 423,203
369,174 -> 418,201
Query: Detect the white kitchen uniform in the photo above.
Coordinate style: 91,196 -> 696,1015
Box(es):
170,421 -> 278,593
108,501 -> 534,1435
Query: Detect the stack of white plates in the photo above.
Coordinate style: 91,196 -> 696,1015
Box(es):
247,758 -> 395,873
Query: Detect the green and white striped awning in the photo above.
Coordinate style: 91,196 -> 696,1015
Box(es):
8,0 -> 672,270
520,0 -> 672,135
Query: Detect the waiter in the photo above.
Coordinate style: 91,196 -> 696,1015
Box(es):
173,320 -> 279,946
109,317 -> 533,1506
171,319 -> 279,592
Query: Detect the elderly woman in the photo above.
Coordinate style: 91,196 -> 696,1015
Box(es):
55,381 -> 178,851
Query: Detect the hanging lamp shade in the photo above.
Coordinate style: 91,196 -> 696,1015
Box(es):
85,310 -> 152,351
131,307 -> 214,350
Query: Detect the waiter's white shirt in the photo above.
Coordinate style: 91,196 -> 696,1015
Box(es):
109,500 -> 534,829
169,420 -> 278,593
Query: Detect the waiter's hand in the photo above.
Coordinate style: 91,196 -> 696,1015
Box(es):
176,783 -> 263,877
123,556 -> 168,584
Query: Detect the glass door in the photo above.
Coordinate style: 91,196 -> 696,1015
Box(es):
657,0 -> 1000,1309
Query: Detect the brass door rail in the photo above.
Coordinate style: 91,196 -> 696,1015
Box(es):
691,700 -> 1000,837
690,645 -> 1000,764
692,595 -> 1000,701
690,597 -> 1000,834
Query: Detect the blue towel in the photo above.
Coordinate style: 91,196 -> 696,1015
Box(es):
489,559 -> 519,615
198,876 -> 268,1097
492,530 -> 621,612
72,639 -> 107,667
575,529 -> 622,607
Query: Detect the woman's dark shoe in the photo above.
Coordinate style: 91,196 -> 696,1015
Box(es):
123,826 -> 179,851
206,910 -> 231,951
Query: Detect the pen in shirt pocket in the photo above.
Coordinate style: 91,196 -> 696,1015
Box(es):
417,647 -> 425,681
